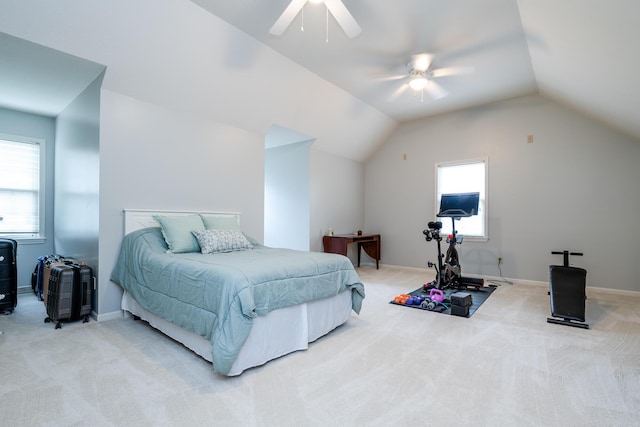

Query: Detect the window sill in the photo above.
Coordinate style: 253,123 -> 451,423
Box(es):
1,236 -> 47,244
465,236 -> 489,243
438,234 -> 488,243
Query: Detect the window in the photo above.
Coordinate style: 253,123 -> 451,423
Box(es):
435,158 -> 488,240
0,134 -> 45,239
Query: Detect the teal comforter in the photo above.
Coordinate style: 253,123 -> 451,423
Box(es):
110,228 -> 365,375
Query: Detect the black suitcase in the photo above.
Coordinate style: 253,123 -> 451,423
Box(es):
45,263 -> 92,328
33,255 -> 77,303
0,238 -> 18,314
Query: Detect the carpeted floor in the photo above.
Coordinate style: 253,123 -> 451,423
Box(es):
1,265 -> 639,426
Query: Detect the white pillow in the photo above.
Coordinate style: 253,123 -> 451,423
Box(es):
191,229 -> 253,254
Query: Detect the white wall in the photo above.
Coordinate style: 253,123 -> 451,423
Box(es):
265,141 -> 313,250
54,73 -> 104,311
98,91 -> 265,316
365,94 -> 640,291
310,149 -> 365,263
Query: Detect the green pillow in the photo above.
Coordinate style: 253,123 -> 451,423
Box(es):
153,214 -> 205,253
200,213 -> 240,231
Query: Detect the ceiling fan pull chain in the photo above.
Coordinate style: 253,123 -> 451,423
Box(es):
325,6 -> 329,43
301,7 -> 305,32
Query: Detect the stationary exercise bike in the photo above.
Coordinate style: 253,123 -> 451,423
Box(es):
423,219 -> 460,290
422,192 -> 484,291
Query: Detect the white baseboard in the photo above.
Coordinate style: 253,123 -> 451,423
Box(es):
379,265 -> 640,297
469,273 -> 547,288
379,265 -> 543,287
95,310 -> 124,322
376,263 -> 432,274
585,285 -> 640,297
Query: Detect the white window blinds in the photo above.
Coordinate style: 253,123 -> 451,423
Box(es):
0,137 -> 41,234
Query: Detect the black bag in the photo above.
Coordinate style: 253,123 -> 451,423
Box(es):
45,263 -> 92,329
0,238 -> 18,315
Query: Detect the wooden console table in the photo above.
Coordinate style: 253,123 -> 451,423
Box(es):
323,234 -> 381,269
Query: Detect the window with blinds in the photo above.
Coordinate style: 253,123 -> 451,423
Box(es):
0,135 -> 43,237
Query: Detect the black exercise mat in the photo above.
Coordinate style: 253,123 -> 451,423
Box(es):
390,285 -> 497,317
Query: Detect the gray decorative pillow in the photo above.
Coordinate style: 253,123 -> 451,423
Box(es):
192,229 -> 253,254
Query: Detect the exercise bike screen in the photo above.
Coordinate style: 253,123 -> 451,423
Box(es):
438,192 -> 480,217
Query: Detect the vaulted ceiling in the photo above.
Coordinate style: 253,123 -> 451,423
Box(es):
0,33 -> 105,117
192,0 -> 640,138
0,0 -> 638,151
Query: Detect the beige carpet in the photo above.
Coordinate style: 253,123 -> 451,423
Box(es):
1,266 -> 639,427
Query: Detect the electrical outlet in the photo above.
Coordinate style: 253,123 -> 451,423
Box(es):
498,257 -> 503,265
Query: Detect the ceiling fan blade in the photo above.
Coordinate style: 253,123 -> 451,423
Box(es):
375,74 -> 407,82
425,80 -> 448,100
388,83 -> 409,102
429,66 -> 475,78
410,53 -> 433,72
324,0 -> 362,38
269,0 -> 307,36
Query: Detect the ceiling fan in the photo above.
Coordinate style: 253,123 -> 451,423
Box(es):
384,53 -> 474,101
270,0 -> 361,39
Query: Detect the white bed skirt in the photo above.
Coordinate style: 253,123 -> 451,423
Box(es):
121,290 -> 353,376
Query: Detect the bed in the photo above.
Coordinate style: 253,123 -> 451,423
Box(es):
110,209 -> 365,376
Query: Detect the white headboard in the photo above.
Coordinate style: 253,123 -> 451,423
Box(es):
123,209 -> 241,235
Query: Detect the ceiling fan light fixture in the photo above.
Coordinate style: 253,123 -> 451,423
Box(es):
309,0 -> 323,4
409,77 -> 428,91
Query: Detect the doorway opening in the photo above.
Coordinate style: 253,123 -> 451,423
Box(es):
264,124 -> 315,250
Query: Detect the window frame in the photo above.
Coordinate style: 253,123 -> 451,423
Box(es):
434,157 -> 488,242
0,132 -> 46,243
